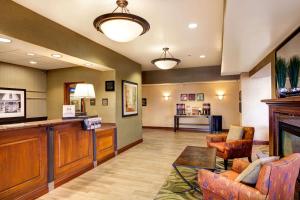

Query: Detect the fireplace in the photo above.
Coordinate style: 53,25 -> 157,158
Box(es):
263,97 -> 300,199
278,119 -> 300,157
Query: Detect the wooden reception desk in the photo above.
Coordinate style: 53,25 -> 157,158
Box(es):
0,119 -> 117,200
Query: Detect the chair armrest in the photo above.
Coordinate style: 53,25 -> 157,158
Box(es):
232,159 -> 250,173
198,170 -> 265,200
206,134 -> 227,143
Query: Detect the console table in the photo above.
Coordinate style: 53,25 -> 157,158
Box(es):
174,115 -> 212,132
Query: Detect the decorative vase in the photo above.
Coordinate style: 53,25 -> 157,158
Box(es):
278,88 -> 288,98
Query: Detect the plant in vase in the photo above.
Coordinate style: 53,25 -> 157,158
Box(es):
276,57 -> 287,97
288,56 -> 300,93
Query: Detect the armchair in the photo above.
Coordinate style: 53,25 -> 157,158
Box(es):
206,127 -> 255,169
198,153 -> 300,200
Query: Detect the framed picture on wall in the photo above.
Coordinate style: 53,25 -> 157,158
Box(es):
142,98 -> 147,106
196,93 -> 204,101
102,98 -> 108,106
105,80 -> 115,91
180,94 -> 188,101
188,94 -> 196,101
0,87 -> 26,124
122,80 -> 138,117
90,98 -> 96,106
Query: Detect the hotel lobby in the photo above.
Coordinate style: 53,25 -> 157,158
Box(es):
0,0 -> 300,199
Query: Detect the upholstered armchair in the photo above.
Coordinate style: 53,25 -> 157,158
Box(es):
206,127 -> 255,169
198,153 -> 300,200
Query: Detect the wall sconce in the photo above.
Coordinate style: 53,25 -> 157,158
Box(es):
163,93 -> 171,101
216,91 -> 225,100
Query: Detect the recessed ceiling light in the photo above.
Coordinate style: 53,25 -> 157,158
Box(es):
0,37 -> 11,43
200,55 -> 206,58
29,61 -> 37,64
27,53 -> 35,56
51,53 -> 62,58
188,23 -> 198,29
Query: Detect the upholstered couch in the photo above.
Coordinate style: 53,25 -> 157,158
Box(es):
206,127 -> 255,169
198,153 -> 300,200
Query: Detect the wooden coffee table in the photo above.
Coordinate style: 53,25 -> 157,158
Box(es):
172,146 -> 216,192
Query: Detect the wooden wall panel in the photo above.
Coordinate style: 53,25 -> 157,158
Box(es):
54,122 -> 93,186
96,129 -> 115,163
0,127 -> 47,200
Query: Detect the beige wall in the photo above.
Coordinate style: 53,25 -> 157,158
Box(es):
47,67 -> 115,123
0,62 -> 47,118
240,65 -> 272,141
142,81 -> 240,129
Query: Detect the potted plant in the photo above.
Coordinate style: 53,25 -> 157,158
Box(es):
288,56 -> 300,93
276,57 -> 287,97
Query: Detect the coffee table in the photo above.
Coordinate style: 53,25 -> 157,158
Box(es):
172,146 -> 216,193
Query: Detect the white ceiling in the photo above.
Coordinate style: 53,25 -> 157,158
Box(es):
222,0 -> 300,75
0,34 -> 112,71
13,0 -> 224,71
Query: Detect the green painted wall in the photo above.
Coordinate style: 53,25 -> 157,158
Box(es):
0,1 -> 142,149
47,67 -> 116,123
0,62 -> 47,118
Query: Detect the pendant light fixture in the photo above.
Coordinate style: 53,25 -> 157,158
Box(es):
151,48 -> 181,70
93,0 -> 150,43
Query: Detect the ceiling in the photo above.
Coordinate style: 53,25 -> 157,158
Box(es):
13,0 -> 224,71
0,34 -> 112,71
222,0 -> 300,75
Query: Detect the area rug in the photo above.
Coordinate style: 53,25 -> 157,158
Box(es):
154,159 -> 231,200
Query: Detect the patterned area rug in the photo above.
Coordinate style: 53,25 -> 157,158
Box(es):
154,159 -> 231,200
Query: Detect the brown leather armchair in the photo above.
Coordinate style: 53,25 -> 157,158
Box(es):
206,127 -> 255,169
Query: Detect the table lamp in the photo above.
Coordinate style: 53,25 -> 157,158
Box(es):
74,83 -> 95,116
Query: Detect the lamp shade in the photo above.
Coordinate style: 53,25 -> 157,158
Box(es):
100,18 -> 144,43
153,59 -> 179,70
74,84 -> 96,98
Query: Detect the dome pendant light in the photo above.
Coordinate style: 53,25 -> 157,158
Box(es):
151,48 -> 181,70
93,0 -> 150,43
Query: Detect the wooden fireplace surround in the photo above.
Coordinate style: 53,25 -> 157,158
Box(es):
262,97 -> 300,156
263,97 -> 300,199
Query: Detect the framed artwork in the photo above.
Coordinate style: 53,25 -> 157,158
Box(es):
188,94 -> 196,101
196,93 -> 204,101
105,80 -> 115,91
180,94 -> 188,101
142,98 -> 147,106
0,87 -> 26,124
102,98 -> 108,106
122,80 -> 138,117
90,98 -> 96,106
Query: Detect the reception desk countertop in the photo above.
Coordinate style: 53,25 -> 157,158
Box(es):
0,119 -> 116,132
0,118 -> 83,132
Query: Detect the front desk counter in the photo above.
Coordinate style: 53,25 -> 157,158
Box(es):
0,119 -> 117,200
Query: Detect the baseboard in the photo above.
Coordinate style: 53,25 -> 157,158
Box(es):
142,126 -> 173,130
253,140 -> 269,145
117,138 -> 143,154
97,153 -> 115,165
143,126 -> 213,133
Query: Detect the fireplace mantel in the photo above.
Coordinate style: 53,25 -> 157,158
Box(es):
262,97 -> 300,104
263,97 -> 300,155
